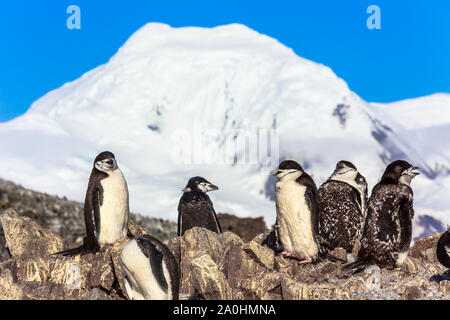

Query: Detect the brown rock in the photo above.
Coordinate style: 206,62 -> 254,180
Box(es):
281,275 -> 354,300
241,272 -> 281,300
168,236 -> 181,265
127,220 -> 148,238
227,241 -> 267,289
317,261 -> 341,277
329,247 -> 347,263
400,285 -> 422,300
0,207 -> 135,299
243,240 -> 275,270
1,208 -> 65,260
409,232 -> 443,262
218,213 -> 267,241
359,265 -> 381,290
176,228 -> 242,295
0,260 -> 23,299
280,276 -> 321,300
439,280 -> 450,295
400,257 -> 422,274
191,254 -> 233,300
251,230 -> 273,245
274,256 -> 322,284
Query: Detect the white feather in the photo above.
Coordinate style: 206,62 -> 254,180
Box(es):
275,173 -> 318,260
119,239 -> 172,300
98,168 -> 129,245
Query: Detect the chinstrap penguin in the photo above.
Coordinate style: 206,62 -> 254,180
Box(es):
436,226 -> 450,269
55,151 -> 129,256
318,161 -> 368,254
177,176 -> 222,236
348,160 -> 420,270
119,234 -> 180,300
271,160 -> 320,264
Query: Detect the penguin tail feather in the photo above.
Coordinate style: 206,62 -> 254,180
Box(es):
341,257 -> 370,274
51,245 -> 89,257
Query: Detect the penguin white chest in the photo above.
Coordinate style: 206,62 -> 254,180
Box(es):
98,169 -> 129,245
275,180 -> 318,259
119,240 -> 172,300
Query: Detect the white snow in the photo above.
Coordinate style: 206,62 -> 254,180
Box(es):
0,23 -> 448,239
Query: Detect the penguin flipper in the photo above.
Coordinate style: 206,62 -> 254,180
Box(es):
136,236 -> 168,293
82,182 -> 102,253
398,189 -> 414,252
301,177 -> 320,238
206,197 -> 222,234
341,257 -> 370,274
177,200 -> 183,237
52,237 -> 100,257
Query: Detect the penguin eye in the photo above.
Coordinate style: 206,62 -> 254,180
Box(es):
104,159 -> 115,165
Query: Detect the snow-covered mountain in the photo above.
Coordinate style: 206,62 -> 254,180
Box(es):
0,23 -> 448,239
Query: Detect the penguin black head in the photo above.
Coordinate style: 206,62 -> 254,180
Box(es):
93,151 -> 118,173
184,176 -> 219,193
381,160 -> 420,186
330,160 -> 364,188
271,160 -> 304,181
333,160 -> 358,176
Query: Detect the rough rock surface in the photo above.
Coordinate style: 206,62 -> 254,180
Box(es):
0,178 -> 450,300
168,227 -> 450,300
0,208 -> 153,300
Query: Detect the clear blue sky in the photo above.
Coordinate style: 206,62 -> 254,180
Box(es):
0,0 -> 449,121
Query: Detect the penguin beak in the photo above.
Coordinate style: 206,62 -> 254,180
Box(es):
410,166 -> 420,176
206,183 -> 219,191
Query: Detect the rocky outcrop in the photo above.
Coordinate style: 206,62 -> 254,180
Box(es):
1,200 -> 450,300
0,208 -> 149,300
167,226 -> 450,300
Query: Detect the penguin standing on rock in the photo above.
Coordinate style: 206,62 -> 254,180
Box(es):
318,161 -> 368,254
119,234 -> 180,300
350,160 -> 420,269
271,160 -> 319,264
177,176 -> 222,236
437,226 -> 450,269
56,151 -> 129,256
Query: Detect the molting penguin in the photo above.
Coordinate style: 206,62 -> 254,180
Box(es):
353,160 -> 420,269
271,160 -> 319,264
437,226 -> 450,269
119,234 -> 180,300
177,176 -> 222,236
56,151 -> 129,256
318,161 -> 368,254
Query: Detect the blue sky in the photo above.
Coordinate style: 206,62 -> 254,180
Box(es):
0,0 -> 449,121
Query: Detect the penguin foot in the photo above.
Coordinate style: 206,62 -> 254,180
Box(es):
280,252 -> 313,264
281,251 -> 297,258
298,257 -> 313,264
